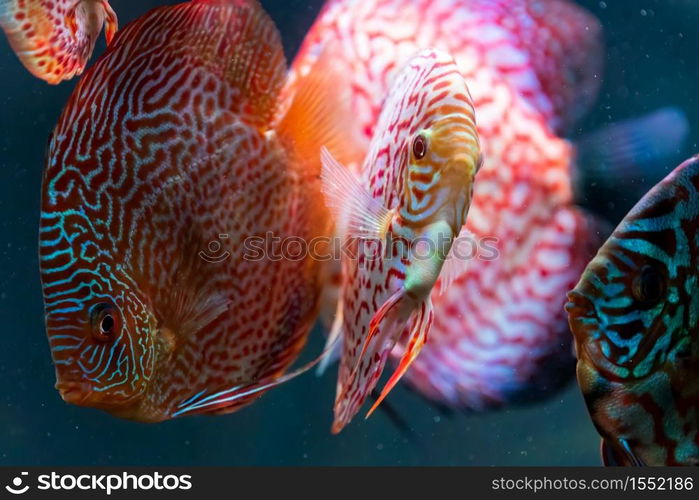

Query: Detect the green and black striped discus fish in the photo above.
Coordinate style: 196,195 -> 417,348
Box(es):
567,156 -> 699,466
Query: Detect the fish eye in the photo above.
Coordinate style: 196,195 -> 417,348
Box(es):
631,265 -> 665,307
90,303 -> 119,343
412,134 -> 428,160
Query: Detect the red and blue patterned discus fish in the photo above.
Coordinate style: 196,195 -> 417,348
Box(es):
321,48 -> 480,433
290,0 -> 605,413
40,0 -> 333,421
567,157 -> 699,467
0,0 -> 118,83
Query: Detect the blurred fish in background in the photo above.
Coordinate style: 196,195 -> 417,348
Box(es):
567,156 -> 699,466
0,0 -> 118,83
290,0 -> 690,413
39,0 -> 335,421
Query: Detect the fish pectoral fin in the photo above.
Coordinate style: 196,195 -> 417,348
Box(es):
320,146 -> 393,239
177,290 -> 231,339
438,227 -> 475,294
99,1 -> 118,44
316,299 -> 344,376
366,298 -> 433,418
172,333 -> 341,417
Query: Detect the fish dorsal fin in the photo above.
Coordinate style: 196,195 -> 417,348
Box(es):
110,0 -> 286,127
276,41 -> 367,176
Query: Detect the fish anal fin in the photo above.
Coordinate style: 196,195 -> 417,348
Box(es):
320,146 -> 393,239
172,332 -> 341,417
366,299 -> 433,418
316,299 -> 343,376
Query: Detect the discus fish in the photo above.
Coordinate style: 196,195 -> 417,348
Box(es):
321,48 -> 480,432
0,0 -> 117,84
290,0 -> 687,412
40,0 -> 336,421
567,156 -> 699,467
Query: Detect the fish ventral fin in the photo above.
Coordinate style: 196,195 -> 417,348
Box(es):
365,297 -> 434,418
320,146 -> 393,240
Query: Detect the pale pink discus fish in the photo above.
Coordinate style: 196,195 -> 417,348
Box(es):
292,0 -> 687,414
0,0 -> 117,83
321,48 -> 480,433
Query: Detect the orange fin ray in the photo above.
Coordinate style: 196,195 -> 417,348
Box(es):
357,289 -> 405,364
276,40 -> 366,175
338,288 -> 411,408
366,299 -> 433,418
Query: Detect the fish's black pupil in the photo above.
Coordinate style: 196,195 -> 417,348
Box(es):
90,303 -> 118,342
413,134 -> 427,159
633,265 -> 664,306
101,314 -> 114,334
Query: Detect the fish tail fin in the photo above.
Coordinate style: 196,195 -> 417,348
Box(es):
275,41 -> 366,178
331,290 -> 413,433
366,299 -> 433,418
574,107 -> 690,201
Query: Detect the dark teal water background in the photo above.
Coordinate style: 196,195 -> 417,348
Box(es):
0,0 -> 697,465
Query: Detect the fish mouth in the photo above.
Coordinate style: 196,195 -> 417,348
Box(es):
565,289 -> 603,363
565,290 -> 599,335
56,381 -> 141,411
566,290 -> 595,318
56,382 -> 93,406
